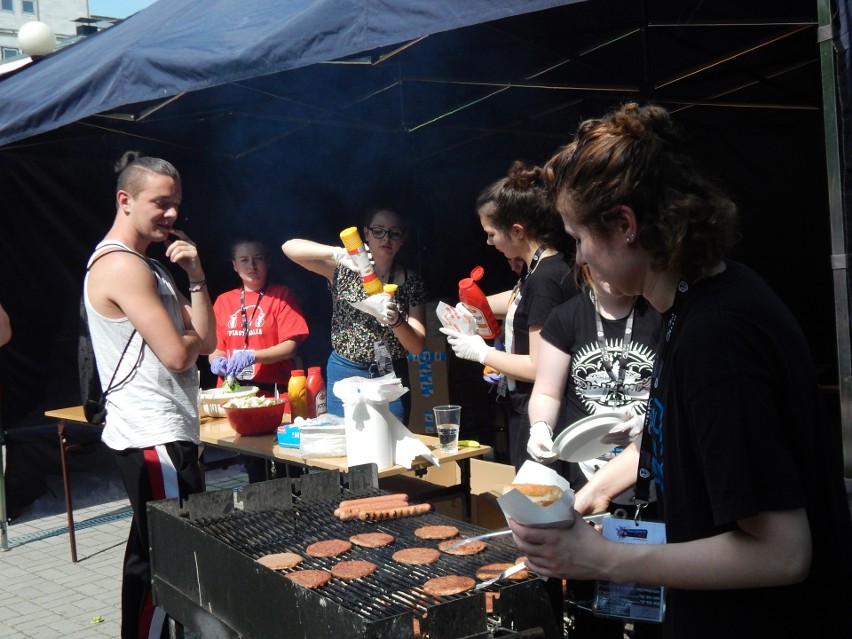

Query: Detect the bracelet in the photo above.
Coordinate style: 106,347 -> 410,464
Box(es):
388,313 -> 405,328
188,280 -> 207,293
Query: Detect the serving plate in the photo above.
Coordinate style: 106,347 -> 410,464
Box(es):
552,411 -> 627,462
199,386 -> 259,417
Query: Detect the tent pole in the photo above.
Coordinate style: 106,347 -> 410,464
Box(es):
817,0 -> 852,476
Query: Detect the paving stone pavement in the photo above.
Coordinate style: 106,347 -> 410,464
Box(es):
1,451 -> 248,639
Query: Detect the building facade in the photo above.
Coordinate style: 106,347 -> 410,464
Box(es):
0,0 -> 114,60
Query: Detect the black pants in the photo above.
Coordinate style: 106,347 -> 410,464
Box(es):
112,441 -> 203,639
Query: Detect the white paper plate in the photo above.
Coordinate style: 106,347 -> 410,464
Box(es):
552,412 -> 627,462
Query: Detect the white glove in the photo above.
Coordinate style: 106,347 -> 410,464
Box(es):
332,246 -> 359,272
599,410 -> 645,446
349,294 -> 391,324
527,421 -> 557,463
380,300 -> 401,327
439,327 -> 493,364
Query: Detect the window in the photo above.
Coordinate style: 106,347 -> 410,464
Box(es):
22,0 -> 36,14
2,47 -> 21,60
1,0 -> 12,12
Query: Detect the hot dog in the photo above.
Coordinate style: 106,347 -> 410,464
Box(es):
357,503 -> 432,521
334,501 -> 411,520
338,493 -> 409,510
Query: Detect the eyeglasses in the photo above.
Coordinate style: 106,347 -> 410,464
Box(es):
368,226 -> 405,241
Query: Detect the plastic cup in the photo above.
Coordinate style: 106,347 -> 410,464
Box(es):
433,404 -> 461,453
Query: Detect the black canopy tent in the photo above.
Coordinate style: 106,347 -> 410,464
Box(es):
0,0 -> 848,477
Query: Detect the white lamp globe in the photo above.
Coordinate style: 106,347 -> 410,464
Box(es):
18,21 -> 56,57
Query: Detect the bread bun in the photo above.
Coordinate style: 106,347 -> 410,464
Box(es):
505,483 -> 563,506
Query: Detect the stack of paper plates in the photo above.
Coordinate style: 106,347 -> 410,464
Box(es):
552,412 -> 628,462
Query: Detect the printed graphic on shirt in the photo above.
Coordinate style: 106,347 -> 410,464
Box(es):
571,339 -> 655,412
227,305 -> 266,335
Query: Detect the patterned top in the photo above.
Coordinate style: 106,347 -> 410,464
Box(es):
330,265 -> 426,362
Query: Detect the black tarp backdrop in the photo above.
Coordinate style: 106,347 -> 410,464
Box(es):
0,0 -> 840,441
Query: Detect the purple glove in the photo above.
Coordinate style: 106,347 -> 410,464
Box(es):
210,356 -> 228,377
227,350 -> 256,377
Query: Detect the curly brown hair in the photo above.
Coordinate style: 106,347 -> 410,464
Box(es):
544,103 -> 739,282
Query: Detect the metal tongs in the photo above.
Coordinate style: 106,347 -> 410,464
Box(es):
442,512 -> 609,553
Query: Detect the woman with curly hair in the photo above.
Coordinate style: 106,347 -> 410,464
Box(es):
509,103 -> 852,637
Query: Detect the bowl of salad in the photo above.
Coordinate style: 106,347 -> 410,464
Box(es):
199,385 -> 259,418
223,396 -> 286,436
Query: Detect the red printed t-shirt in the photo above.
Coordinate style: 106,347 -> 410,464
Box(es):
212,283 -> 309,385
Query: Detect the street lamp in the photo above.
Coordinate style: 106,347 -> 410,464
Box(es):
17,21 -> 56,57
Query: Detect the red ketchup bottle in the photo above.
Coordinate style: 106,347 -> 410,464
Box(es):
458,266 -> 500,340
306,366 -> 327,419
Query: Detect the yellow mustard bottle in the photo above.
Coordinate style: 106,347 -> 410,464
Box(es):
340,227 -> 384,295
287,369 -> 308,420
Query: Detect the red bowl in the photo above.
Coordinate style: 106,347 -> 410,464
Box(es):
223,401 -> 286,436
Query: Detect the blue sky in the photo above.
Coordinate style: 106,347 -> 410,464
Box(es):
89,0 -> 157,19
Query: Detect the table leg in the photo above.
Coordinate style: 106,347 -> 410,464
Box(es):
459,458 -> 472,520
0,433 -> 8,552
57,422 -> 78,563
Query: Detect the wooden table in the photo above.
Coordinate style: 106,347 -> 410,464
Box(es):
199,416 -> 490,517
44,406 -> 491,562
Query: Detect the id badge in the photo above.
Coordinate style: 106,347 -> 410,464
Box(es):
593,516 -> 666,624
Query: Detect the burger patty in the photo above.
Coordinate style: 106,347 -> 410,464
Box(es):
330,559 -> 377,581
392,547 -> 441,565
438,538 -> 487,555
350,532 -> 395,548
285,569 -> 332,589
306,539 -> 353,558
422,575 -> 476,597
413,524 -> 459,540
256,552 -> 304,570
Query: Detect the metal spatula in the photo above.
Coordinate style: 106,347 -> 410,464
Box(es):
474,561 -> 527,590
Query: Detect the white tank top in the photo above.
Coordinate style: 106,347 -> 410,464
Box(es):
84,241 -> 200,450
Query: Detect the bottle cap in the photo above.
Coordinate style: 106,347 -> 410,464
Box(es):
469,266 -> 485,281
339,227 -> 362,251
383,283 -> 398,297
308,366 -> 322,375
291,369 -> 305,377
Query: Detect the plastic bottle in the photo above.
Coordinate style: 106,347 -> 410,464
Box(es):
458,266 -> 501,340
339,227 -> 384,295
287,369 -> 308,420
306,366 -> 327,418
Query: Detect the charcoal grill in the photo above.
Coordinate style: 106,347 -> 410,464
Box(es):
149,464 -> 563,638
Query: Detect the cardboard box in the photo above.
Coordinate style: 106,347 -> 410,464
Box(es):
406,332 -> 450,434
378,461 -> 464,521
469,457 -> 516,529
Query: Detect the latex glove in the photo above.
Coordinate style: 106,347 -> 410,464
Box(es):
599,410 -> 645,447
227,350 -> 256,377
350,294 -> 391,323
210,356 -> 228,377
332,246 -> 359,273
439,327 -> 493,364
527,421 -> 557,463
380,300 -> 400,327
483,365 -> 501,384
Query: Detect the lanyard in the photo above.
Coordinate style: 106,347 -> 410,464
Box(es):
633,279 -> 689,521
509,246 -> 547,307
240,285 -> 266,349
593,292 -> 636,398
